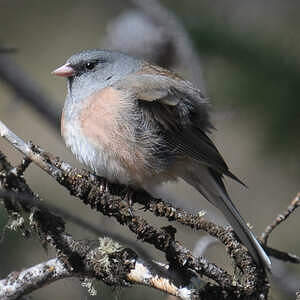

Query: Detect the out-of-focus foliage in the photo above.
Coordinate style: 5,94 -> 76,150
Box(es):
189,18 -> 300,156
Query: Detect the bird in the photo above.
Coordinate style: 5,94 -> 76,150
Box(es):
52,49 -> 271,270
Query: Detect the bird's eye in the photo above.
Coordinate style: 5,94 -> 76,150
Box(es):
85,62 -> 95,70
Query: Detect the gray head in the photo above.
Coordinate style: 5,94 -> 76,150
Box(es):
53,49 -> 142,102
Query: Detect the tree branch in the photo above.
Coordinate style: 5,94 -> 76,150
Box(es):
0,258 -> 71,300
0,121 -> 267,297
0,189 -> 153,263
0,156 -> 195,300
0,243 -> 194,300
1,115 -> 299,297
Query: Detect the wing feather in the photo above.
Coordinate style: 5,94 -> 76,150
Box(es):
114,65 -> 244,185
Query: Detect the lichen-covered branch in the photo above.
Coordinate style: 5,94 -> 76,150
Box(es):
0,258 -> 71,300
0,239 -> 194,300
0,156 -> 196,300
0,138 -> 225,299
1,189 -> 153,262
2,118 -> 299,298
0,120 -> 268,298
0,119 -> 255,294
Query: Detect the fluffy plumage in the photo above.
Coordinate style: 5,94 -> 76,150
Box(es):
53,49 -> 271,270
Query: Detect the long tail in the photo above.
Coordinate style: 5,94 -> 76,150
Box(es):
182,165 -> 271,270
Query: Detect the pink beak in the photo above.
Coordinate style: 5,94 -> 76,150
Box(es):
52,63 -> 75,77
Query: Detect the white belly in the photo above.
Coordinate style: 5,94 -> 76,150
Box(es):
63,120 -> 132,184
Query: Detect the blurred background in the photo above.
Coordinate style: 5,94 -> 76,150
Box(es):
0,0 -> 299,299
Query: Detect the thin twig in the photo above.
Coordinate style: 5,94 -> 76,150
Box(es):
260,193 -> 300,245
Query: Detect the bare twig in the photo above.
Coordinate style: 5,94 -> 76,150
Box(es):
261,193 -> 300,245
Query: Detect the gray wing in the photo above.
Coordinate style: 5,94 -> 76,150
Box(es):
115,72 -> 244,185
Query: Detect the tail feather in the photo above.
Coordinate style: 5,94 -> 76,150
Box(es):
215,193 -> 271,270
182,165 -> 271,270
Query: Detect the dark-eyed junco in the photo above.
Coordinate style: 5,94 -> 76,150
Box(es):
52,49 -> 271,270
